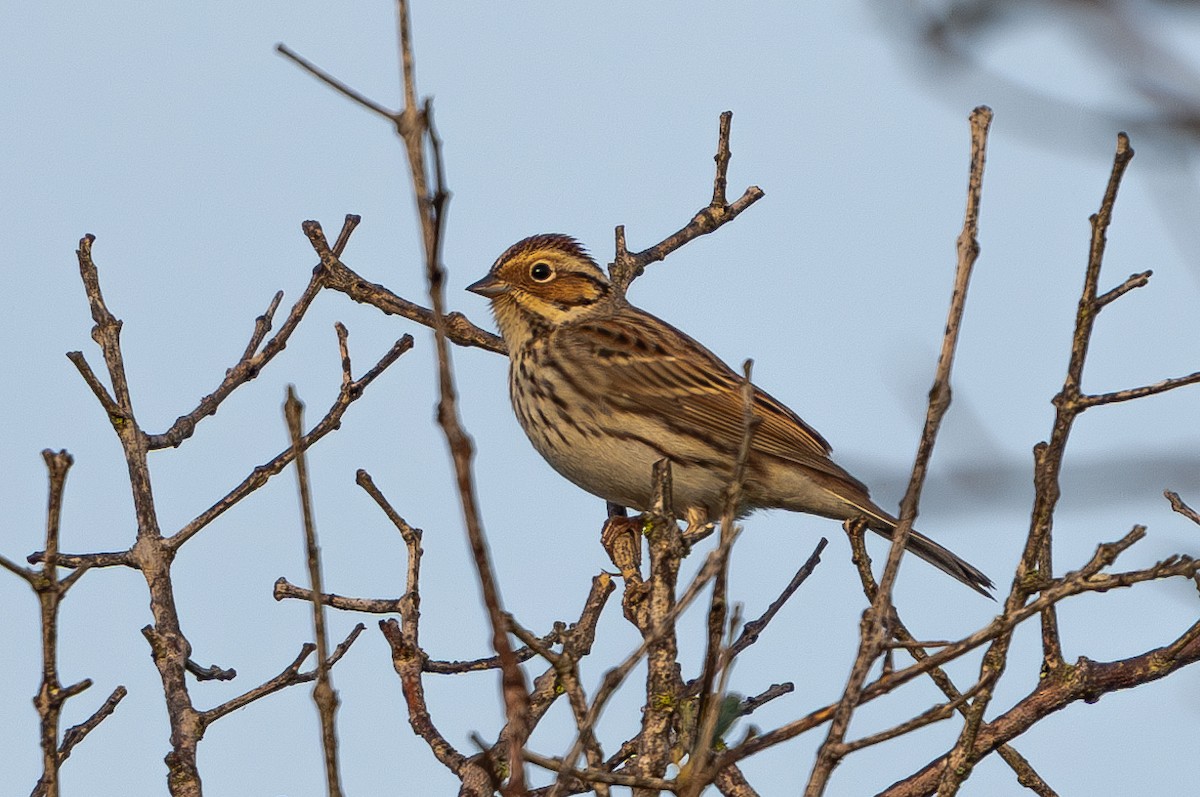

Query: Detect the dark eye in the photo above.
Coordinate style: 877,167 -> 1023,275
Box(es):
529,261 -> 554,282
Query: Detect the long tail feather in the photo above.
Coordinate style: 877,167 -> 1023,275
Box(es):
892,528 -> 994,598
836,493 -> 994,598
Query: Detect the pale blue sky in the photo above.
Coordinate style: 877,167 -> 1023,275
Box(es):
3,3 -> 1199,795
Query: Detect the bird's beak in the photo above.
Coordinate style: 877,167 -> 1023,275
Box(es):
466,273 -> 510,298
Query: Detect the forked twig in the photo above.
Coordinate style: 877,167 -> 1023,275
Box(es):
609,111 -> 765,294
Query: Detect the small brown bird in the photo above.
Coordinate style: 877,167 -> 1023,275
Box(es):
468,234 -> 992,596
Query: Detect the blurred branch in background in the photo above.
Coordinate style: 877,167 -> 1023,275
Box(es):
877,0 -> 1200,264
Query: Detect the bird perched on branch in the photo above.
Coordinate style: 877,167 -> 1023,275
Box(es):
468,234 -> 992,596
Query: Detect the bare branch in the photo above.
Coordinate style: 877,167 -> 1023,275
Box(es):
508,616 -> 608,793
736,683 -> 795,718
356,469 -> 423,639
32,687 -> 129,797
841,683 -> 982,754
26,550 -> 131,570
185,660 -> 236,682
64,352 -> 126,423
273,578 -> 403,614
144,213 -> 360,451
1079,369 -> 1200,408
806,104 -> 993,797
880,619 -> 1200,797
380,618 -> 468,774
729,538 -> 827,656
201,624 -> 365,726
0,552 -> 31,581
278,47 -> 505,353
936,131 -> 1138,796
526,750 -> 675,791
844,523 -> 1055,794
709,527 -> 1195,770
483,574 -> 616,793
284,388 -> 343,797
714,765 -> 762,797
318,245 -> 505,353
1166,490 -> 1200,526
609,111 -> 765,293
553,492 -> 737,796
167,334 -> 413,551
388,2 -> 533,792
1094,269 -> 1151,308
56,686 -> 127,762
275,44 -> 396,121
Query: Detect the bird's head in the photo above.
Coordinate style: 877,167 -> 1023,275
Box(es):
468,234 -> 614,343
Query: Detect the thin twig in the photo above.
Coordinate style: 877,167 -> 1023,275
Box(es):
201,624 -> 364,726
284,388 -> 343,797
843,523 -> 1057,795
390,1 -> 532,792
355,469 -> 423,641
738,684 -> 795,719
609,112 -> 765,293
56,686 -> 128,762
880,618 -> 1200,797
146,214 -> 361,450
1079,369 -> 1200,408
526,750 -> 675,791
64,352 -> 126,423
1166,490 -> 1200,526
273,578 -> 401,614
276,44 -> 396,121
707,525 -> 1187,771
934,131 -> 1138,796
33,686 -> 129,797
25,549 -> 132,570
167,334 -> 413,552
1094,269 -> 1151,308
730,538 -> 827,656
841,681 -> 984,754
185,660 -> 236,682
804,105 -> 993,797
684,361 -> 759,797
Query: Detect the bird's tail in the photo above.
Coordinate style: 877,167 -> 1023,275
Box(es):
891,527 -> 994,598
839,495 -> 994,598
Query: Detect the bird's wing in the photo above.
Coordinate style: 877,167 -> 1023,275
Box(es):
559,309 -> 867,488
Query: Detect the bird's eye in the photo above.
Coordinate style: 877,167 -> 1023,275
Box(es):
529,261 -> 554,282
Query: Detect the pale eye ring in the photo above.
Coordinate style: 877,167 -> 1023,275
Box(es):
529,261 -> 554,282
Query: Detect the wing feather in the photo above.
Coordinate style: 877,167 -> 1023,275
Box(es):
556,308 -> 867,489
